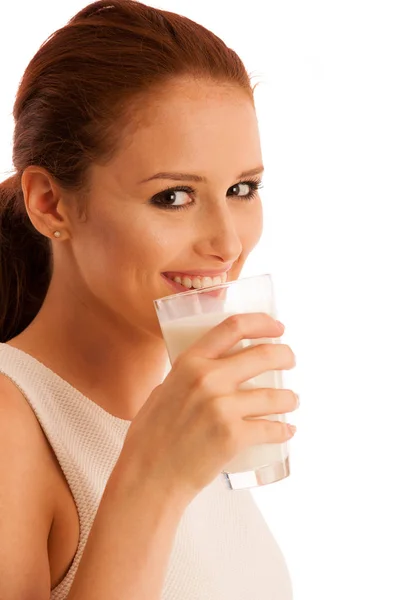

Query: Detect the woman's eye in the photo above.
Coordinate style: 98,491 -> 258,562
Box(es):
150,187 -> 194,210
230,182 -> 253,197
164,190 -> 191,207
149,179 -> 262,211
160,190 -> 188,206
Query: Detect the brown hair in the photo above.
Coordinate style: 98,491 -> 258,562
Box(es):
0,0 -> 256,342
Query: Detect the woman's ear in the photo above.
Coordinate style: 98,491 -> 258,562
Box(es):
21,166 -> 72,240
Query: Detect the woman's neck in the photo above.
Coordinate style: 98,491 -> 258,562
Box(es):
8,282 -> 169,421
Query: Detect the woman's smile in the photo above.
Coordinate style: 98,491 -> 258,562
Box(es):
162,267 -> 230,290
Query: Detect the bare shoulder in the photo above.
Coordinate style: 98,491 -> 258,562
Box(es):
0,372 -> 54,466
0,372 -> 54,598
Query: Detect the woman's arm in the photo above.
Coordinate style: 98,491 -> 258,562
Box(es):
0,376 -> 54,600
0,372 -> 187,600
67,457 -> 188,600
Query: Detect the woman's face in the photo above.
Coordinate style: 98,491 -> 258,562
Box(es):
65,78 -> 264,337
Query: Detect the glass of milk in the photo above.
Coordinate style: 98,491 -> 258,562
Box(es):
154,274 -> 290,491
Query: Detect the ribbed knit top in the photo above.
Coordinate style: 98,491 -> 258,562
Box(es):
0,342 -> 292,600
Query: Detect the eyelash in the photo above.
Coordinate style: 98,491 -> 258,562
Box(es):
149,178 -> 264,211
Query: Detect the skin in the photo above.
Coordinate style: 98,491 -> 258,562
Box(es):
1,77 -> 298,595
9,77 -> 264,421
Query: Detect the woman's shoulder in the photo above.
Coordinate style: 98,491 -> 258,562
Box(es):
0,370 -> 37,425
0,370 -> 83,592
0,372 -> 63,523
0,372 -> 59,595
0,371 -> 59,484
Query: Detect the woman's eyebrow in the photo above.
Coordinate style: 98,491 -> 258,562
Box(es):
138,165 -> 264,184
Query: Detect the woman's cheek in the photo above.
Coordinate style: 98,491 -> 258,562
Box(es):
242,199 -> 264,252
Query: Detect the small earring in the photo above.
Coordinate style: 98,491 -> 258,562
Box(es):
53,231 -> 61,238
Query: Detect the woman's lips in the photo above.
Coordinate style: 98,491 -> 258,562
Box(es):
163,267 -> 231,279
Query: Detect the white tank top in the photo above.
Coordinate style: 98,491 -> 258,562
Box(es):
0,342 -> 292,600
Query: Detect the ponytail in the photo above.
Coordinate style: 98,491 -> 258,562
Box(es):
0,174 -> 51,342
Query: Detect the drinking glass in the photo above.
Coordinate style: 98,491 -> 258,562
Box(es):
154,274 -> 291,491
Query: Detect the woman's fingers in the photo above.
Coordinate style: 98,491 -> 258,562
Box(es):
217,342 -> 296,387
187,312 -> 284,360
237,387 -> 300,419
243,415 -> 296,445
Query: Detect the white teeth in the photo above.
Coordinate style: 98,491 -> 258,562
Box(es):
192,277 -> 202,289
169,271 -> 228,289
203,277 -> 213,287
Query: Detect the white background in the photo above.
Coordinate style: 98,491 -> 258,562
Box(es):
1,1 -> 400,598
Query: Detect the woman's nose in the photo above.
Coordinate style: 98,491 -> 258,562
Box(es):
192,204 -> 243,264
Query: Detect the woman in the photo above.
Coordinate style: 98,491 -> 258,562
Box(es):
0,1 -> 298,598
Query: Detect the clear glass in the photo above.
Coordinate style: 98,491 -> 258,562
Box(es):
154,273 -> 290,491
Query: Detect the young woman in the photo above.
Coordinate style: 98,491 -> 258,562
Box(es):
0,1 -> 298,598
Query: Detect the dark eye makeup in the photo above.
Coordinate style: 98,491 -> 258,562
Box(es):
148,178 -> 264,211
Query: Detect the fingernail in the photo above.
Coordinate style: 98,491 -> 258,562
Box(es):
287,424 -> 297,436
295,394 -> 300,408
276,320 -> 285,330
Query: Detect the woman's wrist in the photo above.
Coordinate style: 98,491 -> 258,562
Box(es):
105,452 -> 191,517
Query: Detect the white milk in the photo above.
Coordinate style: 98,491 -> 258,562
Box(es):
161,312 -> 288,474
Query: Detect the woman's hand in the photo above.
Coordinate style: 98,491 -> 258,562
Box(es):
120,312 -> 297,504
